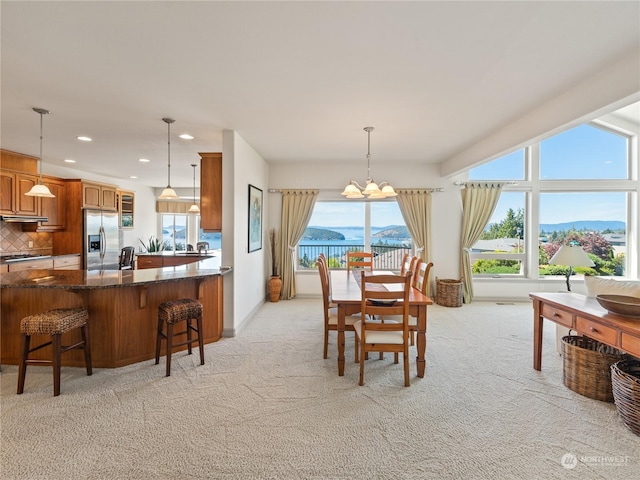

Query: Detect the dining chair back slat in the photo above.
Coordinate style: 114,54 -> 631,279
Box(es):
346,251 -> 373,272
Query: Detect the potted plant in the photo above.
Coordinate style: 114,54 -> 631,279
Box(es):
139,235 -> 170,252
267,229 -> 282,302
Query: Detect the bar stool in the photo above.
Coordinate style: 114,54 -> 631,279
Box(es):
155,299 -> 205,376
17,307 -> 92,397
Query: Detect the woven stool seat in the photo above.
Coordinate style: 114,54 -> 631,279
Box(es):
21,308 -> 88,336
158,299 -> 203,324
156,298 -> 204,376
17,307 -> 92,396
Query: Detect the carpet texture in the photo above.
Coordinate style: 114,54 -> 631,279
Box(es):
1,299 -> 638,479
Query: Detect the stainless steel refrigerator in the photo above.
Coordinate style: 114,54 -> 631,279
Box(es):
84,209 -> 120,270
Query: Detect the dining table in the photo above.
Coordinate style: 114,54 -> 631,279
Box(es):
329,270 -> 433,377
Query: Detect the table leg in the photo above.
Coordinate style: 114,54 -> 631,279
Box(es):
338,304 -> 346,376
533,299 -> 543,371
416,305 -> 426,377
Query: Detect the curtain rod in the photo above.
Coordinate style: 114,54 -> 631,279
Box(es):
453,181 -> 518,186
268,188 -> 445,193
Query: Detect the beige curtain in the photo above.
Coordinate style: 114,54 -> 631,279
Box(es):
460,182 -> 503,303
279,189 -> 319,300
396,189 -> 433,296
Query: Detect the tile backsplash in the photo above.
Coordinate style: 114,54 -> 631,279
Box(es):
0,223 -> 52,255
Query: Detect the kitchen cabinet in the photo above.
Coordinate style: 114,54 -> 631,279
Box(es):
200,152 -> 222,231
83,182 -> 117,211
8,257 -> 54,272
117,190 -> 134,228
0,264 -> 8,274
38,177 -> 66,231
0,171 -> 39,216
53,254 -> 81,270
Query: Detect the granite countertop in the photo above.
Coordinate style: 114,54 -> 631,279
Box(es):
0,257 -> 232,289
136,251 -> 216,257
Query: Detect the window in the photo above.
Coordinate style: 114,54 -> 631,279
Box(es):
469,120 -> 632,279
161,214 -> 187,252
540,124 -> 628,180
470,192 -> 526,276
298,201 -> 411,270
539,192 -> 626,276
469,149 -> 525,181
198,217 -> 222,250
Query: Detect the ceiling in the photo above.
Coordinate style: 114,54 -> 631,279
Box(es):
2,1 -> 639,189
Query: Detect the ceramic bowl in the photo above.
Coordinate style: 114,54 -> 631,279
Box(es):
596,294 -> 640,318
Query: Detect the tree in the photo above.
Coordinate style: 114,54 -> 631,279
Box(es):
480,208 -> 524,240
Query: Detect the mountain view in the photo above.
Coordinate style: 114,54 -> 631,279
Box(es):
539,220 -> 625,233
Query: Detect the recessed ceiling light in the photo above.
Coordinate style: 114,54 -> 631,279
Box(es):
179,134 -> 194,140
139,158 -> 150,163
64,159 -> 76,163
130,176 -> 138,179
77,136 -> 92,142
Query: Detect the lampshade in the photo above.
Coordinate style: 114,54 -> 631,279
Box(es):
158,117 -> 179,200
341,127 -> 395,199
549,244 -> 595,291
25,107 -> 56,198
549,245 -> 595,268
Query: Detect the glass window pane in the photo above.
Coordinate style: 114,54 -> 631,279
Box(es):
539,192 -> 626,277
161,215 -> 174,251
540,124 -> 628,179
471,192 -> 525,275
299,202 -> 364,268
469,150 -> 525,180
371,202 -> 412,270
198,216 -> 222,251
173,215 -> 187,251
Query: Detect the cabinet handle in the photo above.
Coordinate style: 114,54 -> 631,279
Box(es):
553,312 -> 560,317
590,327 -> 599,333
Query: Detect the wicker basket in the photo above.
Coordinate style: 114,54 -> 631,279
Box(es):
611,359 -> 640,436
435,277 -> 463,307
561,335 -> 624,402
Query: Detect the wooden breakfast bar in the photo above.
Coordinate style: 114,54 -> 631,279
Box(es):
0,258 -> 231,368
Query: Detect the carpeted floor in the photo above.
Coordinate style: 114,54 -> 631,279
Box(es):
1,299 -> 638,479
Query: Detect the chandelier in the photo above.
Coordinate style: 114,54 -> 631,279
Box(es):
341,126 -> 396,199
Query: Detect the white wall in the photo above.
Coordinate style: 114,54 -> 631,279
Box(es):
223,130 -> 270,336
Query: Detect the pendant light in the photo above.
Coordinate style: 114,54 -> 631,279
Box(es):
188,163 -> 200,213
158,117 -> 179,199
341,126 -> 396,199
25,107 -> 55,198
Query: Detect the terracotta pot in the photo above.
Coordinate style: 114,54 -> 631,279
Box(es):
268,276 -> 282,302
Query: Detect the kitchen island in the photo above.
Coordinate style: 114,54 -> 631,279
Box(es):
0,258 -> 231,368
136,250 -> 217,269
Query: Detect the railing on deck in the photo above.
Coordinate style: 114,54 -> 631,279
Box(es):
298,244 -> 412,271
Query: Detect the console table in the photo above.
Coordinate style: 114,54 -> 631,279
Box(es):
530,292 -> 640,370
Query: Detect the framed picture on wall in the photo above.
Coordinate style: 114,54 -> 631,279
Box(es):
248,184 -> 263,253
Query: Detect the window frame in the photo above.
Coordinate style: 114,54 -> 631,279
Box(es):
468,120 -> 635,280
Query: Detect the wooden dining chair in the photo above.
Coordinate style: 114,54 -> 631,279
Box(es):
318,255 -> 359,361
346,251 -> 373,272
354,270 -> 413,387
118,246 -> 135,270
400,253 -> 411,275
409,260 -> 433,345
413,261 -> 434,296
